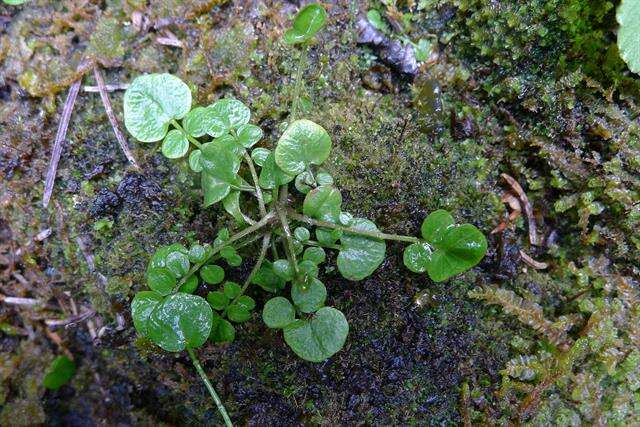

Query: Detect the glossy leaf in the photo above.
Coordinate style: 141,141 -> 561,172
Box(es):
284,3 -> 327,45
259,151 -> 295,189
207,99 -> 250,137
210,314 -> 235,343
316,227 -> 342,246
149,244 -> 189,270
251,147 -> 270,166
165,251 -> 190,278
294,171 -> 314,194
183,106 -> 216,138
202,173 -> 231,207
337,218 -> 386,280
291,278 -> 326,313
303,186 -> 341,222
421,209 -> 454,244
43,356 -> 76,390
201,137 -> 242,184
402,242 -> 432,274
618,0 -> 640,74
236,124 -> 263,148
251,261 -> 287,293
146,267 -> 176,295
123,73 -> 191,142
131,291 -> 164,336
423,224 -> 487,282
283,307 -> 348,362
303,246 -> 326,265
274,119 -> 331,175
179,275 -> 199,294
263,297 -> 296,329
222,191 -> 246,224
147,293 -> 213,352
188,244 -> 207,264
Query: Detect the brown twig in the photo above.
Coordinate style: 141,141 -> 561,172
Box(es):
519,250 -> 548,270
83,83 -> 128,93
43,61 -> 90,208
93,66 -> 140,169
45,309 -> 96,328
501,173 -> 539,246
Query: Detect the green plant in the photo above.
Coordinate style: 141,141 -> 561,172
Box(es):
2,0 -> 29,4
617,0 -> 640,74
124,3 -> 487,424
43,355 -> 76,390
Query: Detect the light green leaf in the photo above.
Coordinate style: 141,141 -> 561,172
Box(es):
43,356 -> 76,390
303,186 -> 342,222
618,0 -> 640,74
273,259 -> 294,281
316,171 -> 334,186
316,227 -> 342,246
207,99 -> 251,137
165,251 -> 190,278
161,129 -> 189,159
283,307 -> 348,362
147,293 -> 213,352
275,119 -> 331,175
421,209 -> 454,244
222,190 -> 246,224
189,149 -> 203,172
291,278 -> 326,313
259,151 -> 295,189
124,73 -> 191,142
337,218 -> 386,281
149,243 -> 189,269
294,227 -> 310,242
366,9 -> 388,31
263,297 -> 296,329
303,246 -> 326,265
251,147 -> 270,166
236,124 -> 263,148
188,244 -> 207,263
183,106 -> 216,138
202,173 -> 231,207
200,264 -> 225,284
201,138 -> 242,184
131,291 -> 164,336
284,3 -> 327,45
402,242 -> 432,274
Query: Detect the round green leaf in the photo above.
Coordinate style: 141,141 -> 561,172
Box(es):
273,259 -> 294,281
179,275 -> 199,294
316,227 -> 342,246
298,260 -> 319,279
207,291 -> 229,310
188,244 -> 207,263
251,147 -> 271,166
338,211 -> 353,226
189,149 -> 203,172
131,291 -> 164,336
236,295 -> 256,311
303,186 -> 342,222
149,244 -> 189,269
124,73 -> 191,142
262,297 -> 296,329
291,278 -> 326,313
251,261 -> 287,293
207,99 -> 251,137
421,209 -> 455,244
43,356 -> 76,390
147,293 -> 213,352
618,0 -> 640,74
223,281 -> 242,299
146,267 -> 176,296
283,307 -> 348,362
284,3 -> 327,45
201,138 -> 242,184
303,246 -> 326,265
294,226 -> 310,242
316,171 -> 334,186
165,251 -> 190,278
337,218 -> 386,281
236,124 -> 263,148
275,119 -> 331,175
202,173 -> 231,207
210,314 -> 236,343
200,264 -> 225,284
403,242 -> 432,274
294,172 -> 313,194
425,224 -> 487,282
227,304 -> 251,323
183,106 -> 216,138
161,129 -> 189,159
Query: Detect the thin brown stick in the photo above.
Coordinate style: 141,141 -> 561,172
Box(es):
501,173 -> 539,246
43,62 -> 88,207
93,66 -> 140,169
45,309 -> 96,328
519,250 -> 548,270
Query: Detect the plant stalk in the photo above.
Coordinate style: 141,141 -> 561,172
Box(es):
171,119 -> 202,148
243,151 -> 267,217
287,210 -> 421,244
275,203 -> 300,276
289,44 -> 308,121
186,347 -> 233,427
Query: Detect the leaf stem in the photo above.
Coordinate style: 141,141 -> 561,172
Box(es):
289,43 -> 308,121
186,347 -> 233,427
303,239 -> 340,250
174,213 -> 276,292
171,119 -> 202,149
243,151 -> 266,217
275,202 -> 300,276
287,210 -> 421,244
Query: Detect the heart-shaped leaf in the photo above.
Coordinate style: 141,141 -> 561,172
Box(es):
423,224 -> 487,282
283,307 -> 348,362
618,0 -> 640,74
291,278 -> 326,313
236,124 -> 263,148
284,3 -> 327,45
147,293 -> 213,352
303,186 -> 342,222
337,218 -> 386,280
421,209 -> 454,244
263,297 -> 296,329
124,73 -> 191,142
131,291 -> 164,336
207,99 -> 250,137
275,119 -> 331,175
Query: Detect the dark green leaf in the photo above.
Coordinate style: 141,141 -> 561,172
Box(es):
259,151 -> 295,189
421,209 -> 454,245
273,259 -> 294,281
251,261 -> 287,292
207,291 -> 229,310
188,244 -> 207,263
251,147 -> 270,166
165,251 -> 190,278
202,172 -> 230,207
337,218 -> 386,280
424,223 -> 487,282
43,356 -> 76,390
200,264 -> 225,284
222,190 -> 246,224
131,291 -> 164,336
227,304 -> 251,323
284,3 -> 327,44
303,246 -> 326,265
291,278 -> 326,313
210,314 -> 236,343
236,295 -> 256,311
223,281 -> 242,299
316,227 -> 342,246
294,227 -> 310,242
146,267 -> 176,296
402,242 -> 432,274
303,186 -> 342,222
179,275 -> 199,294
201,138 -> 242,184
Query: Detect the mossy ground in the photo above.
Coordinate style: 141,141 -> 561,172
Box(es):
1,0 -> 639,425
